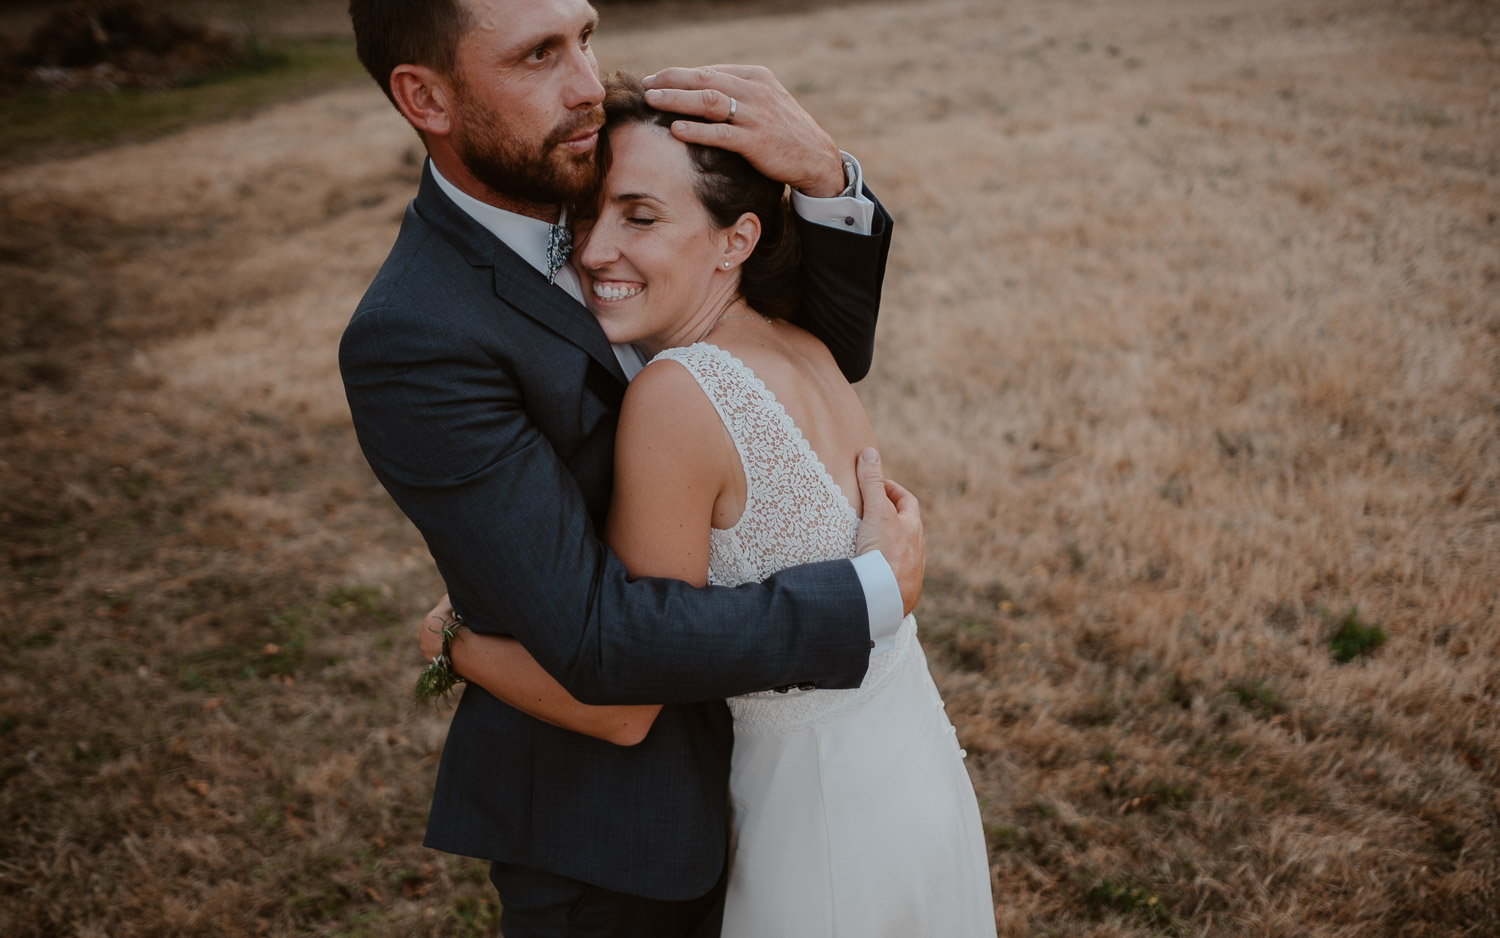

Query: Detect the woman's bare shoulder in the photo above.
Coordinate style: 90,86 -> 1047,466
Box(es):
621,356 -> 712,420
710,320 -> 840,387
616,356 -> 725,461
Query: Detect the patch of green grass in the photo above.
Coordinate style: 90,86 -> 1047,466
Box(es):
1192,735 -> 1246,761
289,880 -> 353,920
1431,825 -> 1467,873
1163,674 -> 1197,709
448,894 -> 503,935
326,583 -> 404,626
328,907 -> 384,938
175,610 -> 309,691
115,471 -> 153,500
978,580 -> 1012,606
20,629 -> 57,650
12,553 -> 63,598
987,822 -> 1024,851
0,37 -> 367,163
1226,678 -> 1286,718
1327,606 -> 1388,663
1068,696 -> 1118,727
1433,826 -> 1465,855
1120,780 -> 1196,815
251,801 -> 283,833
1408,106 -> 1455,128
1149,780 -> 1196,809
96,508 -> 148,536
1065,541 -> 1089,571
1085,877 -> 1176,932
925,614 -> 995,673
174,663 -> 224,693
1260,778 -> 1326,811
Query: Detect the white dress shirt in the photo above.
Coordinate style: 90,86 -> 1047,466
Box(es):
430,160 -> 904,654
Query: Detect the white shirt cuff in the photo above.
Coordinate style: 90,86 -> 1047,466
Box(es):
850,550 -> 904,656
790,151 -> 874,236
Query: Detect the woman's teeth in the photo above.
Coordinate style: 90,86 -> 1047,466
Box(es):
593,282 -> 643,301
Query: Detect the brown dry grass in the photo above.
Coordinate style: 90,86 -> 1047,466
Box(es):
2,0 -> 1497,935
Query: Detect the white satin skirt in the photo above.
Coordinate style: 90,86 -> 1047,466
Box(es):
720,617 -> 997,938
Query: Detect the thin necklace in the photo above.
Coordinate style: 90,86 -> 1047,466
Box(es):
704,311 -> 771,339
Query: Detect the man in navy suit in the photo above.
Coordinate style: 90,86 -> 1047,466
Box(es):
340,1 -> 922,935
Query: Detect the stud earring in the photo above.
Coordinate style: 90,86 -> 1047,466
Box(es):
723,261 -> 731,268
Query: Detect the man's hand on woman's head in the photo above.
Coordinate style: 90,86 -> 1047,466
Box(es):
854,447 -> 925,616
642,65 -> 847,199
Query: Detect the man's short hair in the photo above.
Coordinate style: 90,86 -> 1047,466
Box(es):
348,0 -> 473,104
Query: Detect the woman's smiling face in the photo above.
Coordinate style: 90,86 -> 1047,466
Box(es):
574,122 -> 745,356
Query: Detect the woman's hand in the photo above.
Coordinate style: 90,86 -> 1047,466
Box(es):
419,593 -> 456,663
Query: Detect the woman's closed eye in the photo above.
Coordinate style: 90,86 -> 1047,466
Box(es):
627,216 -> 656,228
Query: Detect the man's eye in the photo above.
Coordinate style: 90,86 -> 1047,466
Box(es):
580,28 -> 594,48
529,46 -> 549,62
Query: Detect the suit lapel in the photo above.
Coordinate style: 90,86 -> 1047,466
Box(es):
489,263 -> 628,385
413,164 -> 628,386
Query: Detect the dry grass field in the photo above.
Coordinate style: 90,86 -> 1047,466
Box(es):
2,0 -> 1497,935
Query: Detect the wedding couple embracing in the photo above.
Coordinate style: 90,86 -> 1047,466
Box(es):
338,1 -> 995,935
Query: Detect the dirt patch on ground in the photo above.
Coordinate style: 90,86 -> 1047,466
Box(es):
2,0 -> 1497,935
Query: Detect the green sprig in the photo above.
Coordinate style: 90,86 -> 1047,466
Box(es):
414,618 -> 467,705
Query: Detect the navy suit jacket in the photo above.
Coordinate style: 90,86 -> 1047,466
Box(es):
339,163 -> 894,900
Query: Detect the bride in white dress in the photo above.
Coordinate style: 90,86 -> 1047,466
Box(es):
421,74 -> 995,937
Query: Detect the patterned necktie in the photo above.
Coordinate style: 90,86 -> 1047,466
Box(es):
546,223 -> 572,284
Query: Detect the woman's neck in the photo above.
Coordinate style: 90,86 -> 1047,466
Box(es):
636,277 -> 749,358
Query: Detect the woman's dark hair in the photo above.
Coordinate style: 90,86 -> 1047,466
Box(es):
597,72 -> 802,321
348,0 -> 471,105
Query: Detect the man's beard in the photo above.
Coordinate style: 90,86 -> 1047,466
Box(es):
450,88 -> 603,210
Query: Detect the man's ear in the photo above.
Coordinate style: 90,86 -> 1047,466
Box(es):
722,212 -> 763,269
390,64 -> 456,139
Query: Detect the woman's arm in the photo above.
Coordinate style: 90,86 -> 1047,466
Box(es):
600,359 -> 730,581
420,596 -> 660,747
419,360 -> 731,745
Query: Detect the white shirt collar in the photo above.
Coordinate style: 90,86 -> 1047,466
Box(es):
429,161 -> 559,280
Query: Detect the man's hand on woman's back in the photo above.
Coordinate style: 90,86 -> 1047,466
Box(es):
854,447 -> 925,616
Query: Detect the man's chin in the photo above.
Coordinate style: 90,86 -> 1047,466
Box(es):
554,159 -> 601,204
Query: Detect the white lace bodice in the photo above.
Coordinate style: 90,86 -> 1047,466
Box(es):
653,343 -> 860,583
651,343 -> 917,732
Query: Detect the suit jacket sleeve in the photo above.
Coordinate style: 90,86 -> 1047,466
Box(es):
793,186 -> 894,383
340,298 -> 874,707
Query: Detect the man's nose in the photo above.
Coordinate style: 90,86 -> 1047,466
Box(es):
564,47 -> 605,110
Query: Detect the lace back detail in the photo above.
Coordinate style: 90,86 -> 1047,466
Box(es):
652,343 -> 860,588
652,343 -> 903,735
